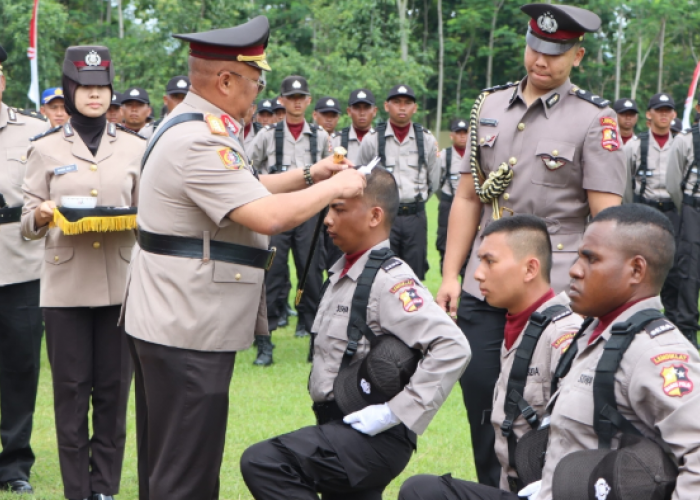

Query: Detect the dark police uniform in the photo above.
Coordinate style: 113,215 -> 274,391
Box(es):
358,85 -> 440,280
0,44 -> 47,495
450,3 -> 627,487
241,241 -> 470,500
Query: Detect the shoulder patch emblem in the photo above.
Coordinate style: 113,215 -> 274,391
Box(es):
551,332 -> 575,351
205,114 -> 228,136
399,288 -> 424,312
652,353 -> 690,365
600,117 -> 620,152
390,279 -> 416,294
217,148 -> 244,170
572,88 -> 610,108
661,364 -> 694,397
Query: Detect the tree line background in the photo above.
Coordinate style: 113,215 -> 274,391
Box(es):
0,0 -> 697,136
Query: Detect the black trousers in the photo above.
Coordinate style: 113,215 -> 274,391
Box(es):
43,306 -> 132,499
673,203 -> 700,345
659,208 -> 682,328
457,293 -> 506,487
128,336 -> 236,500
399,475 -> 518,500
436,197 -> 451,272
0,280 -> 42,483
241,420 -> 414,500
390,211 -> 429,280
266,215 -> 324,332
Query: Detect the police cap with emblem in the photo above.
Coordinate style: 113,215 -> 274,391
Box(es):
450,118 -> 469,132
122,86 -> 150,105
612,98 -> 639,114
271,97 -> 285,112
520,3 -> 601,56
348,88 -> 376,106
314,96 -> 340,114
166,75 -> 191,95
386,84 -> 416,102
280,76 -> 310,97
110,92 -> 122,107
257,98 -> 274,115
671,118 -> 682,134
174,15 -> 271,72
62,46 -> 115,86
648,93 -> 675,110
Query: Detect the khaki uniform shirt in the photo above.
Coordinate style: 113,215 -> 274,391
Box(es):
539,297 -> 700,500
666,130 -> 698,211
329,127 -> 371,164
21,123 -> 144,307
623,132 -> 675,203
439,147 -> 464,197
139,122 -> 155,140
460,78 -> 627,298
243,124 -> 257,154
309,240 -> 471,435
358,123 -> 440,203
0,104 -> 47,286
125,92 -> 271,352
248,121 -> 331,175
490,292 -> 582,490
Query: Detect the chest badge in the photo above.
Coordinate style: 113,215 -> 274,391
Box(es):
541,155 -> 566,170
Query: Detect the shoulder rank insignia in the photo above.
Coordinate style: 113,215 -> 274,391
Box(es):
30,125 -> 62,142
482,81 -> 520,93
645,318 -> 675,338
7,108 -> 17,122
108,123 -> 116,137
217,147 -> 245,170
571,87 -> 610,108
63,122 -> 74,137
381,258 -> 402,272
205,113 -> 228,136
16,108 -> 47,121
116,124 -> 147,139
545,93 -> 560,108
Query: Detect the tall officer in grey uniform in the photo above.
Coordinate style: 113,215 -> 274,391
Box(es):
123,17 -> 365,500
438,3 -> 627,487
241,167 -> 470,500
313,96 -> 341,134
0,44 -> 47,495
437,118 -> 468,273
358,84 -> 439,280
249,75 -> 332,363
612,98 -> 638,145
121,87 -> 152,138
666,102 -> 700,346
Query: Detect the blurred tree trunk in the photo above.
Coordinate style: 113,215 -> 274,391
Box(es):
436,0 -> 444,136
397,0 -> 409,62
486,0 -> 505,88
658,17 -> 666,92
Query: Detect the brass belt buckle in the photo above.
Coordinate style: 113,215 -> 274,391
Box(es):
266,246 -> 277,271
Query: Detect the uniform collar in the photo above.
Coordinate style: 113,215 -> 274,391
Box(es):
329,239 -> 391,284
282,119 -> 312,140
648,129 -> 674,151
585,296 -> 662,346
182,91 -> 230,119
509,77 -> 573,118
62,122 -> 115,163
385,122 -> 415,141
506,291 -> 571,354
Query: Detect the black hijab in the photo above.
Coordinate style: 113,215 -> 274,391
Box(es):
62,75 -> 110,156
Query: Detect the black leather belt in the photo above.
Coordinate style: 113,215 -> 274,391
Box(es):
440,193 -> 454,203
312,400 -> 345,425
683,194 -> 700,208
138,228 -> 276,270
634,195 -> 675,213
397,201 -> 425,216
0,206 -> 22,224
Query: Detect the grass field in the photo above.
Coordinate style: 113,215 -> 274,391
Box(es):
0,197 -> 477,500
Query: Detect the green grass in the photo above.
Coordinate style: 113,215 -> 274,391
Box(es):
1,197 -> 477,500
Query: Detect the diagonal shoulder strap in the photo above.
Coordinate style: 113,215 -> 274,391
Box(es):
341,126 -> 350,151
274,121 -> 285,172
141,113 -> 204,171
445,147 -> 454,195
309,123 -> 318,164
637,132 -> 650,197
551,316 -> 596,395
376,122 -> 388,167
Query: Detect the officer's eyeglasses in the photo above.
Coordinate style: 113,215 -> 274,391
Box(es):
218,70 -> 266,95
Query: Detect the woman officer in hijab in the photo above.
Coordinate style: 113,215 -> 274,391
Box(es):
20,46 -> 145,500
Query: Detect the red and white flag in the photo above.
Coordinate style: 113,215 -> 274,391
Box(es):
682,61 -> 700,132
27,0 -> 40,109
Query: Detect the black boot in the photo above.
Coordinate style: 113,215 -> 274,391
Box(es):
287,303 -> 298,317
254,334 -> 273,366
295,321 -> 310,338
278,305 -> 289,327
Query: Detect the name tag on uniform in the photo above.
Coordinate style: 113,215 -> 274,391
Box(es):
54,164 -> 78,175
450,174 -> 460,180
479,118 -> 498,127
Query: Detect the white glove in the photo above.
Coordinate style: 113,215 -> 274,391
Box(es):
518,480 -> 541,500
343,403 -> 401,436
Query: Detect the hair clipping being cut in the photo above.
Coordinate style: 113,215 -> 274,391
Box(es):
356,156 -> 381,175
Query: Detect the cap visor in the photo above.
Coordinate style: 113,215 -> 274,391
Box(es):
281,90 -> 310,96
333,360 -> 369,416
386,94 -> 416,102
166,90 -> 188,95
526,31 -> 576,56
122,98 -> 149,105
44,96 -> 64,104
315,107 -> 339,114
245,59 -> 271,72
552,449 -> 611,500
649,103 -> 675,110
74,72 -> 112,87
350,99 -> 375,106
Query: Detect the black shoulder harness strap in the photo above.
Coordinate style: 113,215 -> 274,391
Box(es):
341,126 -> 350,152
682,125 -> 700,196
274,121 -> 285,173
341,247 -> 396,370
444,147 -> 454,195
637,131 -> 650,197
376,122 -> 388,167
551,316 -> 596,395
502,304 -> 571,468
253,121 -> 263,134
308,123 -> 318,164
141,113 -> 204,171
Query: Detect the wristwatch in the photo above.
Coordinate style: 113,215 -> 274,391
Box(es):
303,165 -> 314,186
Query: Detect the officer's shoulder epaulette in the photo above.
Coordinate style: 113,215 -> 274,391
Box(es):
30,126 -> 62,142
15,107 -> 48,122
116,123 -> 147,139
380,258 -> 403,272
331,131 -> 338,138
481,81 -> 520,93
263,124 -> 272,131
643,317 -> 676,338
569,86 -> 610,108
369,127 -> 376,134
551,309 -> 573,323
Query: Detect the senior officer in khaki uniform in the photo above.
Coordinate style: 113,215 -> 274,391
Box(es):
21,46 -> 144,500
0,44 -> 47,495
241,166 -> 470,500
399,215 -> 583,500
248,75 -> 332,360
123,17 -> 365,500
437,3 -> 627,487
358,84 -> 440,280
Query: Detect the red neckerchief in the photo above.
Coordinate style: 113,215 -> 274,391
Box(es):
339,248 -> 371,279
354,126 -> 369,142
621,134 -> 634,145
588,298 -> 646,345
243,122 -> 252,138
287,120 -> 304,140
390,122 -> 411,144
454,145 -> 466,157
653,132 -> 670,149
504,289 -> 556,350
